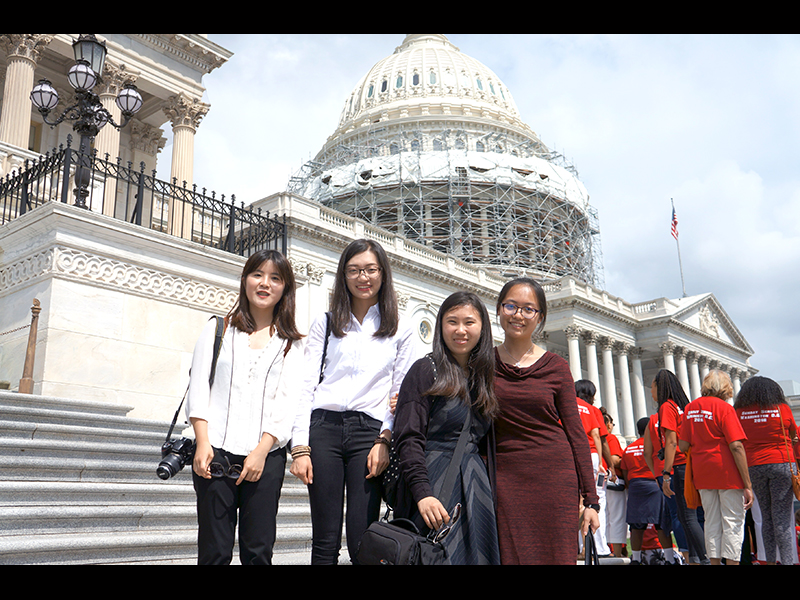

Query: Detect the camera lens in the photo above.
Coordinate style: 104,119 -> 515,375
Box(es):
156,464 -> 173,480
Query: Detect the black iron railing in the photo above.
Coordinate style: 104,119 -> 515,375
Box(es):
1,135 -> 285,257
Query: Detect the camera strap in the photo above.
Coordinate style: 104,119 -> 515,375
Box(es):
164,315 -> 226,444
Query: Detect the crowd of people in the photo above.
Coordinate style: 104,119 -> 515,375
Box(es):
182,241 -> 799,565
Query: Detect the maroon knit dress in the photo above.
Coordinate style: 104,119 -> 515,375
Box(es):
493,349 -> 598,564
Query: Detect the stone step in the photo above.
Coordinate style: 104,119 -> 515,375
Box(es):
0,528 -> 317,565
0,391 -> 317,565
0,478 -> 310,506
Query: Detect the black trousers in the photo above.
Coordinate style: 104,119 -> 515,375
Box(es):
307,409 -> 383,564
192,446 -> 286,565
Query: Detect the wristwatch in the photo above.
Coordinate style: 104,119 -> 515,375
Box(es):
586,503 -> 601,511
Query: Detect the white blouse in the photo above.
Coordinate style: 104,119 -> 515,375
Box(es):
186,318 -> 304,456
291,304 -> 419,447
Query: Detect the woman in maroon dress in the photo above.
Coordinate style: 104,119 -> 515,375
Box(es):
492,277 -> 599,564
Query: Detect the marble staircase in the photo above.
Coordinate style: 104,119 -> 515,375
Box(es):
0,390 -> 314,565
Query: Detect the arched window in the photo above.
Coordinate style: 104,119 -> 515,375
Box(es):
412,73 -> 420,86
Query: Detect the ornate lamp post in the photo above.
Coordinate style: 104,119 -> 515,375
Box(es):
29,34 -> 143,208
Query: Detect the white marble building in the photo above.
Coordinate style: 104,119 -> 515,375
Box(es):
0,34 -> 756,441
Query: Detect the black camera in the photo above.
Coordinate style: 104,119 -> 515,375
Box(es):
157,437 -> 195,480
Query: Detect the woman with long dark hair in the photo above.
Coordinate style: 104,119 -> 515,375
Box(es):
186,249 -> 303,564
289,239 -> 418,564
393,291 -> 500,564
491,277 -> 599,564
735,375 -> 800,564
643,368 -> 708,565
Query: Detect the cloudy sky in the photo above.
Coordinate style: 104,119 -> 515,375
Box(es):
165,34 -> 800,384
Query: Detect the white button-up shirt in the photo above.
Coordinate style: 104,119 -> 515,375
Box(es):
291,305 -> 419,447
186,318 -> 304,456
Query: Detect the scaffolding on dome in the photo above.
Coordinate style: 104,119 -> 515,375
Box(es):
288,128 -> 605,288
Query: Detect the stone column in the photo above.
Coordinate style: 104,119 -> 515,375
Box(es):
688,352 -> 702,400
600,336 -> 619,427
163,92 -> 210,238
630,347 -> 648,421
659,341 -> 676,373
565,325 -> 582,381
533,331 -> 549,352
95,64 -> 138,217
698,355 -> 710,383
615,342 -> 635,439
0,34 -> 52,149
732,368 -> 742,401
675,346 -> 691,398
582,331 -> 602,405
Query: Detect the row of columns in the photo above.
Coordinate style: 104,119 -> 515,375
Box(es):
0,34 -> 209,237
554,326 -> 749,440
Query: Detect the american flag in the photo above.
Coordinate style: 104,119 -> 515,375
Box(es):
671,206 -> 679,240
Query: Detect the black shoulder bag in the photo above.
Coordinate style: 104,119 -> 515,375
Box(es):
358,356 -> 472,565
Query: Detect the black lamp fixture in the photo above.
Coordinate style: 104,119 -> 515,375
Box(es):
30,34 -> 143,208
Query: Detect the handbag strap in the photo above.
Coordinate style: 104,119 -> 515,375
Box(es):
318,312 -> 331,384
164,315 -> 225,443
779,407 -> 797,475
584,532 -> 599,565
432,377 -> 474,511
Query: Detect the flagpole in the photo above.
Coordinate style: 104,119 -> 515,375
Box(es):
671,199 -> 687,298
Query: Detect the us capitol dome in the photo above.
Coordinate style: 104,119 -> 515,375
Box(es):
289,34 -> 603,286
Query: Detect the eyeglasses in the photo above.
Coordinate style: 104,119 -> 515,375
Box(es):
209,453 -> 243,479
430,503 -> 461,544
500,302 -> 541,320
344,266 -> 382,279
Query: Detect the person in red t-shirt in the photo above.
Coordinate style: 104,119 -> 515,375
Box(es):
679,370 -> 753,565
601,407 -> 628,557
643,369 -> 707,565
734,375 -> 800,565
620,417 -> 674,565
575,379 -> 610,556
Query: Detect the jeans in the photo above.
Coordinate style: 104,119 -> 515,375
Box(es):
670,464 -> 709,564
307,409 -> 383,564
192,446 -> 286,565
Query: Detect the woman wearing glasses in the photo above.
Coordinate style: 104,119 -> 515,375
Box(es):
186,249 -> 304,565
392,291 -> 501,564
290,239 -> 418,564
491,277 -> 599,564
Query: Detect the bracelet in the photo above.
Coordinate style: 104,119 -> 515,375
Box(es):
291,445 -> 311,459
373,436 -> 391,448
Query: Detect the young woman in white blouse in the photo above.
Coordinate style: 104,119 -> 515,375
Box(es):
290,239 -> 418,564
186,249 -> 304,565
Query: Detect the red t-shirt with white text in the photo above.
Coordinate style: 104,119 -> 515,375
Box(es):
736,403 -> 799,466
679,396 -> 747,489
620,437 -> 653,481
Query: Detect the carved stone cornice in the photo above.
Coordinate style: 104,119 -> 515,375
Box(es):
0,245 -> 237,311
129,121 -> 166,156
97,62 -> 139,97
0,34 -> 52,64
164,92 -> 210,131
582,330 -> 602,346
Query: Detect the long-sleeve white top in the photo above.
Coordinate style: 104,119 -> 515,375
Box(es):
186,318 -> 305,456
291,304 -> 420,447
